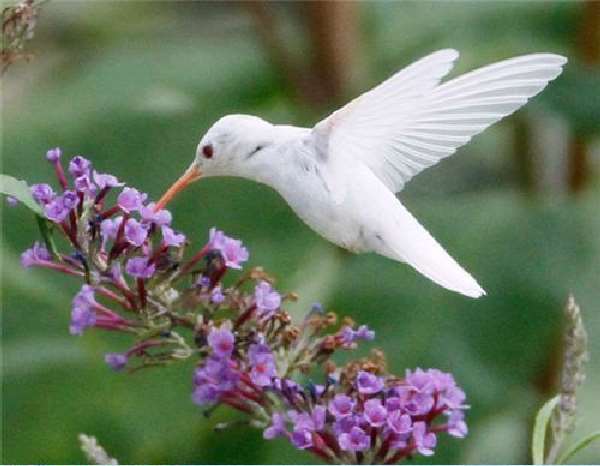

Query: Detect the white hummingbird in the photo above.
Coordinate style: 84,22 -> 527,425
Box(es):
156,49 -> 566,298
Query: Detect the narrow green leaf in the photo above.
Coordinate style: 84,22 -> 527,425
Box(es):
0,174 -> 43,215
557,431 -> 600,464
35,214 -> 59,258
532,395 -> 560,465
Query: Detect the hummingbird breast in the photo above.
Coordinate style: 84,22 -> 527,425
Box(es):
264,140 -> 380,253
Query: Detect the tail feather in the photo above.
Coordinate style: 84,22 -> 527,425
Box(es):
379,201 -> 485,298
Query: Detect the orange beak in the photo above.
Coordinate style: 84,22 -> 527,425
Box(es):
154,164 -> 202,212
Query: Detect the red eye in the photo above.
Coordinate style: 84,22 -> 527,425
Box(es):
202,144 -> 214,159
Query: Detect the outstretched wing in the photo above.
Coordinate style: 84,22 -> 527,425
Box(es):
314,50 -> 567,194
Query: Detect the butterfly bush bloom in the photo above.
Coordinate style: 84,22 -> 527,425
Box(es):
69,155 -> 91,178
75,174 -> 95,195
248,343 -> 277,387
105,352 -> 128,371
210,286 -> 225,304
254,280 -> 281,318
70,285 -> 97,335
208,228 -> 249,269
124,218 -> 148,247
208,326 -> 235,358
125,257 -> 155,279
93,171 -> 123,189
31,183 -> 55,205
357,370 -> 384,394
140,203 -> 171,225
161,225 -> 185,247
263,413 -> 287,439
21,242 -> 52,267
14,150 -> 469,464
339,426 -> 371,452
46,147 -> 61,163
329,394 -> 355,419
117,187 -> 147,213
44,196 -> 71,222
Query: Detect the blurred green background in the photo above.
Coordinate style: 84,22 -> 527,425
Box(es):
2,1 -> 599,464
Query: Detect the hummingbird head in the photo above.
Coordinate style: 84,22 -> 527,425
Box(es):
154,114 -> 274,211
195,114 -> 274,176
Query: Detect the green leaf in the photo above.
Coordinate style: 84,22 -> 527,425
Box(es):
35,213 -> 59,258
532,395 -> 560,465
557,431 -> 600,464
0,174 -> 43,215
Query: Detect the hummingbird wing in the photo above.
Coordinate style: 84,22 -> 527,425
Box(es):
313,50 -> 567,194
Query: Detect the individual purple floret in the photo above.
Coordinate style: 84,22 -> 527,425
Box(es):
192,383 -> 219,406
340,324 -> 375,346
31,183 -> 55,205
161,225 -> 185,247
254,280 -> 281,318
125,257 -> 155,279
6,196 -> 18,207
44,196 -> 71,223
248,343 -> 277,387
338,426 -> 370,452
387,410 -> 412,435
140,202 -> 172,226
356,370 -> 384,394
329,394 -> 355,419
363,398 -> 387,427
62,190 -> 79,210
208,227 -> 249,269
21,242 -> 52,267
105,352 -> 128,371
210,286 -> 225,304
93,171 -> 124,189
69,156 -> 91,178
70,285 -> 97,335
355,325 -> 375,340
46,147 -> 61,163
124,218 -> 149,247
263,412 -> 287,440
208,326 -> 235,358
291,429 -> 313,450
412,422 -> 437,456
117,187 -> 147,213
100,216 -> 123,249
75,175 -> 95,195
447,410 -> 468,438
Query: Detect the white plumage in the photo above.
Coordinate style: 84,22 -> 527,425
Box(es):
157,49 -> 567,298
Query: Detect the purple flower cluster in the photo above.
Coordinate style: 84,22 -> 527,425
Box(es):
193,326 -> 240,405
261,368 -> 468,462
14,147 -> 471,464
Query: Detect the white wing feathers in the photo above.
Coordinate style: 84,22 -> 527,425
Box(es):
386,201 -> 486,298
311,50 -> 566,298
316,49 -> 567,193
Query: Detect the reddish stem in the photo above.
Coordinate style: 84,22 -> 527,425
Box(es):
98,205 -> 121,220
180,244 -> 209,275
54,162 -> 68,190
235,304 -> 257,328
60,221 -> 80,249
95,286 -> 133,310
94,186 -> 110,206
148,244 -> 168,265
137,278 -> 146,308
36,260 -> 83,277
